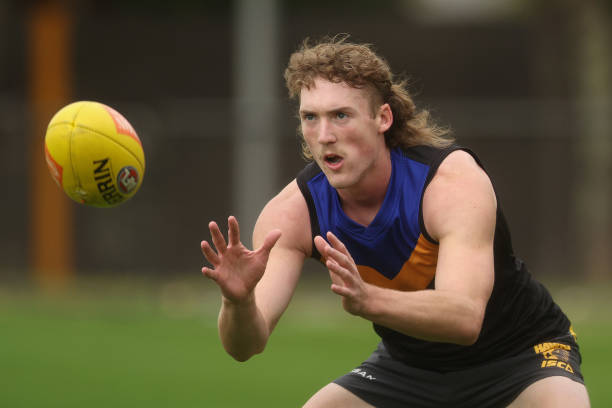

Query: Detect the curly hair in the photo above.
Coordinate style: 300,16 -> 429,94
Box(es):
284,35 -> 453,159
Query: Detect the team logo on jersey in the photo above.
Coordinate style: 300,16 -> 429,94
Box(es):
117,166 -> 139,194
533,342 -> 571,361
534,341 -> 574,373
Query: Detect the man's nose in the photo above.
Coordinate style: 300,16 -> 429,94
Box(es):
317,119 -> 336,144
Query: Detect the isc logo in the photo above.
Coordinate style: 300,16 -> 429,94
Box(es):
541,359 -> 574,373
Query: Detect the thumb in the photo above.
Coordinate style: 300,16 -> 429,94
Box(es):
257,229 -> 282,254
202,266 -> 219,282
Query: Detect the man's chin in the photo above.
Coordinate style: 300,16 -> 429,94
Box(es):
325,175 -> 351,190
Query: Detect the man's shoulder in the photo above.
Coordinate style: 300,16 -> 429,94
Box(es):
423,149 -> 496,242
256,179 -> 312,254
296,160 -> 323,184
265,179 -> 309,220
437,149 -> 483,175
396,144 -> 468,167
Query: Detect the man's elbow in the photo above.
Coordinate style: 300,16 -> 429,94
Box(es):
456,328 -> 480,346
455,316 -> 484,346
225,343 -> 266,362
229,351 -> 253,362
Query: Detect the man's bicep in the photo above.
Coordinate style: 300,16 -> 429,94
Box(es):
434,233 -> 494,304
433,192 -> 496,324
424,151 -> 496,306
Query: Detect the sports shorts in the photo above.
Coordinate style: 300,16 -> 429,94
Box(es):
333,332 -> 584,408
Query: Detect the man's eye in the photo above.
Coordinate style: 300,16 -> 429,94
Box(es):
303,114 -> 315,121
336,112 -> 347,119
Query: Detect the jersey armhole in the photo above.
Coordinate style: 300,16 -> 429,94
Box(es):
296,163 -> 323,260
418,145 -> 484,245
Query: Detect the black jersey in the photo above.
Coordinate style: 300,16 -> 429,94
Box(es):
296,145 -> 571,372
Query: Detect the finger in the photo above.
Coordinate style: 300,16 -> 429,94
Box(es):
323,245 -> 352,271
228,216 -> 240,246
326,231 -> 345,250
318,233 -> 347,264
326,231 -> 355,263
314,235 -> 330,257
202,266 -> 219,282
327,258 -> 355,285
327,262 -> 344,286
316,235 -> 351,272
258,229 -> 282,254
330,283 -> 352,297
200,240 -> 220,265
209,221 -> 228,253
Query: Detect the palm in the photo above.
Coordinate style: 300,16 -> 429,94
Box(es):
212,243 -> 267,302
201,216 -> 281,303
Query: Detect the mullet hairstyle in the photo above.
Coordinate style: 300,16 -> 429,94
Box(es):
284,35 -> 454,160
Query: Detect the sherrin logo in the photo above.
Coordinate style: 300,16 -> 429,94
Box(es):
93,158 -> 123,205
117,166 -> 139,194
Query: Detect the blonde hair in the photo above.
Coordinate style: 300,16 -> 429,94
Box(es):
284,35 -> 453,159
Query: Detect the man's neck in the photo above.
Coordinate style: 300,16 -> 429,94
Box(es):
337,150 -> 392,227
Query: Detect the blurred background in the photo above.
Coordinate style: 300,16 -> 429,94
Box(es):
1,0 -> 611,407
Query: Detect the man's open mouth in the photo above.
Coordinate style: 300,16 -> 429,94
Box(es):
324,154 -> 343,164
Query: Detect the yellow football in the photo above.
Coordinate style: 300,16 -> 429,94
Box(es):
44,101 -> 145,207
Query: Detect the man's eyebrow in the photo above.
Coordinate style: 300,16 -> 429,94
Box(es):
298,109 -> 315,118
299,106 -> 354,114
329,106 -> 354,112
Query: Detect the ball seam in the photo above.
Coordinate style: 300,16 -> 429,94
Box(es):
52,121 -> 145,171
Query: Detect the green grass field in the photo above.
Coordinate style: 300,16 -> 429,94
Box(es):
1,276 -> 610,407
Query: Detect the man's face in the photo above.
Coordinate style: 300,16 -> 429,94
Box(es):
299,77 -> 391,191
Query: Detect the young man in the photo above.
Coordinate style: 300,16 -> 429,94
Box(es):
200,37 -> 590,407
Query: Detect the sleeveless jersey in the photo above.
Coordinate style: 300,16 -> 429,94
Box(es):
296,145 -> 571,372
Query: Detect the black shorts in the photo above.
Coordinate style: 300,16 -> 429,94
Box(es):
333,332 -> 584,408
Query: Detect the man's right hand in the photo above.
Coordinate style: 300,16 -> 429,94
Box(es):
201,215 -> 282,304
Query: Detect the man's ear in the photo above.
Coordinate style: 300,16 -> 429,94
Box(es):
378,103 -> 393,133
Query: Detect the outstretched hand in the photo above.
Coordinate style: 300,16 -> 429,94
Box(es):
314,231 -> 371,316
201,216 -> 282,304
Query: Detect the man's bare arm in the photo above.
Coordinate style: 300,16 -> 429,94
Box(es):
202,180 -> 311,361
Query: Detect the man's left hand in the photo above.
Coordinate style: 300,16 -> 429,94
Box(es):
314,231 -> 372,317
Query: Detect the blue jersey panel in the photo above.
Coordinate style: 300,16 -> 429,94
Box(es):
307,149 -> 430,280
